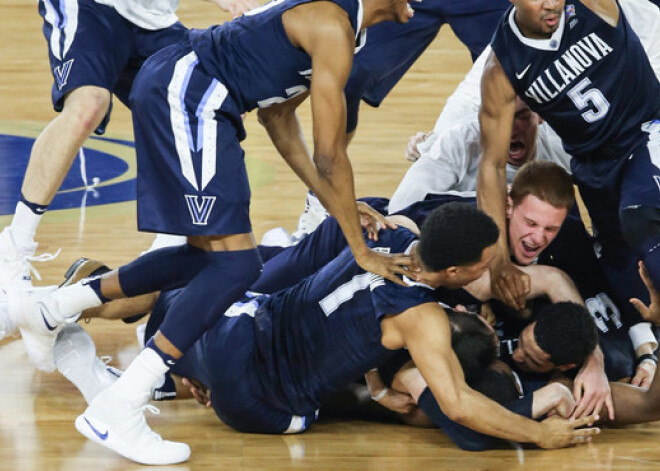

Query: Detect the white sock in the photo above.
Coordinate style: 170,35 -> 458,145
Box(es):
8,202 -> 41,249
111,347 -> 170,400
50,283 -> 103,322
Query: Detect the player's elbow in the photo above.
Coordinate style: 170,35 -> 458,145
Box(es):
257,106 -> 283,128
444,405 -> 469,424
440,393 -> 469,423
542,267 -> 581,303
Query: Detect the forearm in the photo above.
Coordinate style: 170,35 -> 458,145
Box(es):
437,385 -> 543,444
476,157 -> 509,260
259,104 -> 314,184
260,103 -> 368,258
417,388 -> 536,450
521,265 -> 584,304
417,388 -> 498,451
310,150 -> 368,257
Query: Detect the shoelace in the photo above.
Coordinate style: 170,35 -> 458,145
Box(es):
98,356 -> 123,379
24,249 -> 61,281
133,403 -> 164,443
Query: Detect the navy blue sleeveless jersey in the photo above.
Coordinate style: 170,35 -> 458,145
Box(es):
243,227 -> 439,414
491,2 -> 660,158
189,0 -> 365,113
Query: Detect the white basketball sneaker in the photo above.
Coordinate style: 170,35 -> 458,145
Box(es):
76,389 -> 191,465
0,227 -> 59,289
55,323 -> 121,403
15,289 -> 77,372
291,191 -> 329,242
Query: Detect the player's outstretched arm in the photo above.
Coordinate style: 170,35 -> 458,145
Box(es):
478,52 -> 530,310
280,4 -> 413,284
382,302 -> 599,448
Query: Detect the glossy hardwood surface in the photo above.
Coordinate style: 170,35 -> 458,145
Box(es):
1,1 -> 659,470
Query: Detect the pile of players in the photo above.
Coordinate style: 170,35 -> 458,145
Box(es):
3,0 -> 660,465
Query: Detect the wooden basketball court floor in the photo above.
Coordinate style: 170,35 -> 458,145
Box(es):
2,1 -> 660,469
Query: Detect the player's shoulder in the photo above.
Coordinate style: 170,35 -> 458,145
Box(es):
369,226 -> 419,255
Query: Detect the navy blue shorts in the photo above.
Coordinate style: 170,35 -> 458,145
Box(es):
572,120 -> 660,305
147,291 -> 317,434
129,41 -> 251,236
345,0 -> 508,131
39,0 -> 186,133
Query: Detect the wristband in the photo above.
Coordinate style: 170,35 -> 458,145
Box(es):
371,387 -> 389,402
637,353 -> 658,367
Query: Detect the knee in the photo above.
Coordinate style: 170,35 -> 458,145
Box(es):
62,86 -> 112,134
620,205 -> 660,250
210,249 -> 263,288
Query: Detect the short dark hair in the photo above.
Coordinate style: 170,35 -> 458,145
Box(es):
419,203 -> 499,271
509,161 -> 575,211
534,302 -> 598,366
469,363 -> 520,405
447,310 -> 498,382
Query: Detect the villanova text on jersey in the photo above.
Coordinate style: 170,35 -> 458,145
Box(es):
523,32 -> 612,105
491,2 -> 660,159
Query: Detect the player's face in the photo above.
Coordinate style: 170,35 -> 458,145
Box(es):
512,0 -> 565,39
511,322 -> 555,373
446,244 -> 498,289
508,98 -> 540,167
507,194 -> 567,265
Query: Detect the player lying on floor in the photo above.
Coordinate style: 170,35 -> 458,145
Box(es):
365,261 -> 660,449
25,203 -> 598,452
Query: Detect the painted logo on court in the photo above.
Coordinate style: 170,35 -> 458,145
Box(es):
0,133 -> 136,216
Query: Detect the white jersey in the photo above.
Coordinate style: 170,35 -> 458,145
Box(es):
94,0 -> 180,30
424,0 -> 660,148
389,119 -> 571,213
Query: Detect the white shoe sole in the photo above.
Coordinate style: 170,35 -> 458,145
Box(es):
75,413 -> 190,465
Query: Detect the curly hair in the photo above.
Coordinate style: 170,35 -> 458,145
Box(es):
534,302 -> 598,366
419,203 -> 499,271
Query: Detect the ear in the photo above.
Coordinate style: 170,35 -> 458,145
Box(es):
506,196 -> 514,218
556,363 -> 576,372
446,266 -> 459,277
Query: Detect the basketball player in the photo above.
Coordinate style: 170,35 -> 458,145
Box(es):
60,204 -> 600,460
0,0 -> 258,290
477,0 -> 660,339
5,0 -> 424,464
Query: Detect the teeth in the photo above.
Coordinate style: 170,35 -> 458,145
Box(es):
522,242 -> 537,252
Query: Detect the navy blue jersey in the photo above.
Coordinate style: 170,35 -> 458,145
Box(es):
204,227 -> 439,415
491,3 -> 660,158
189,0 -> 365,113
